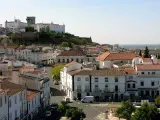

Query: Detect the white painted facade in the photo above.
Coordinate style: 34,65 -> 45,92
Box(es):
35,23 -> 65,33
5,19 -> 27,33
27,91 -> 41,120
15,48 -> 59,65
57,56 -> 95,64
9,90 -> 27,120
61,62 -> 126,101
18,71 -> 50,109
0,90 -> 8,120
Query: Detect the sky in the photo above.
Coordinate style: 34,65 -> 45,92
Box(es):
0,0 -> 160,44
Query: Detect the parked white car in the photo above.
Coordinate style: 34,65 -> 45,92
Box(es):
81,96 -> 94,103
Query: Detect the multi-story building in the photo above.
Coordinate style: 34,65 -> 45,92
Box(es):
5,19 -> 27,33
35,23 -> 65,33
15,47 -> 59,65
61,54 -> 160,101
1,79 -> 27,120
14,69 -> 50,109
27,89 -> 41,120
5,17 -> 65,33
0,84 -> 9,120
97,52 -> 138,69
60,61 -> 126,101
57,50 -> 95,64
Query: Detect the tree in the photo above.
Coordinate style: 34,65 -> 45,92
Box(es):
139,50 -> 142,56
65,108 -> 86,120
144,46 -> 150,58
25,26 -> 34,32
52,65 -> 64,81
132,103 -> 160,120
61,42 -> 69,47
115,100 -> 135,120
58,101 -> 69,114
155,96 -> 160,107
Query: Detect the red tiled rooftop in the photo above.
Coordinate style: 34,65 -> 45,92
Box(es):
65,61 -> 77,67
124,68 -> 136,75
97,52 -> 138,61
136,64 -> 160,70
142,58 -> 152,62
27,90 -> 39,101
1,80 -> 25,96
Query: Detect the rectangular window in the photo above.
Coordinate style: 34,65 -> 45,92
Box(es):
5,95 -> 7,104
15,95 -> 17,104
28,103 -> 30,110
152,72 -> 155,75
0,97 -> 2,107
151,81 -> 155,86
20,93 -> 22,102
115,77 -> 118,82
105,77 -> 108,82
95,78 -> 98,82
105,84 -> 108,88
140,81 -> 144,86
133,84 -> 135,88
148,72 -> 150,74
127,84 -> 130,88
9,99 -> 11,108
141,72 -> 144,74
115,85 -> 118,92
32,100 -> 34,107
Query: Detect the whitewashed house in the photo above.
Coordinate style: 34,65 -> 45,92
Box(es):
97,52 -> 138,69
60,61 -> 126,101
136,64 -> 160,100
1,80 -> 27,120
0,84 -> 9,120
18,70 -> 50,109
57,50 -> 95,64
27,90 -> 41,120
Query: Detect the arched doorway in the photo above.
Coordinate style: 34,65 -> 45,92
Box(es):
77,93 -> 81,100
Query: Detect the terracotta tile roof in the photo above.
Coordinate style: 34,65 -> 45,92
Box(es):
142,58 -> 152,62
136,64 -> 160,71
65,61 -> 77,67
27,90 -> 39,101
68,68 -> 125,76
97,52 -> 138,61
0,89 -> 9,95
97,52 -> 110,61
124,68 -> 136,75
1,80 -> 26,96
58,51 -> 84,56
